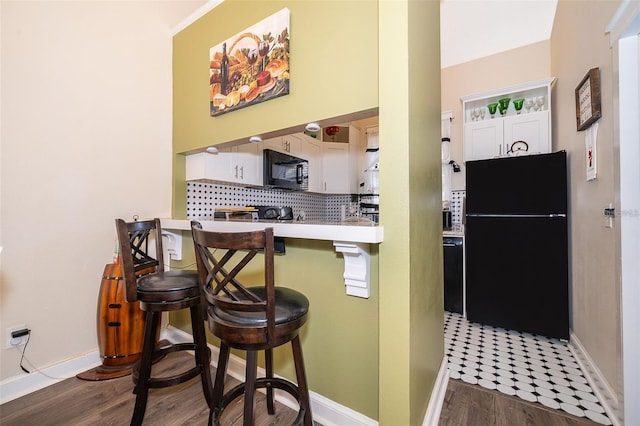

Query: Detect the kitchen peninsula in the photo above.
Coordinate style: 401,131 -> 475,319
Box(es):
161,218 -> 383,298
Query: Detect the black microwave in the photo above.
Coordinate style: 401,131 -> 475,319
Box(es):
263,149 -> 309,191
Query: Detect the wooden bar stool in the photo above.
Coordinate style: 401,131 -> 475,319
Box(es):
191,222 -> 312,426
115,218 -> 214,425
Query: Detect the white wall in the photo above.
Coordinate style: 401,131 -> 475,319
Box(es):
440,40 -> 551,191
551,0 -> 622,405
0,0 -> 204,381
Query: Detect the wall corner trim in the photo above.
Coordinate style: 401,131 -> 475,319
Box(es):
171,0 -> 224,36
606,0 -> 640,46
422,357 -> 450,426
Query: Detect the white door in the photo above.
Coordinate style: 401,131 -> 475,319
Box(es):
609,4 -> 640,423
617,33 -> 640,426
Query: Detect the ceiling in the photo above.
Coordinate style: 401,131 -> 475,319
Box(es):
440,0 -> 558,68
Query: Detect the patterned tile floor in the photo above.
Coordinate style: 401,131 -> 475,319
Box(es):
444,311 -> 612,425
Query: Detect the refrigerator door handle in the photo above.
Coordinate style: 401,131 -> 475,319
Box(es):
466,213 -> 567,218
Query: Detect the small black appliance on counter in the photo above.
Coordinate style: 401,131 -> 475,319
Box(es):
442,210 -> 453,230
255,206 -> 292,254
255,206 -> 294,221
213,207 -> 258,221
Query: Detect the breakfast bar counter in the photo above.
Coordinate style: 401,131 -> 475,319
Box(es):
161,218 -> 384,243
160,218 -> 384,298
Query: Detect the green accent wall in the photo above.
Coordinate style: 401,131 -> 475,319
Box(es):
172,0 -> 378,154
171,234 -> 380,418
378,1 -> 443,424
172,0 -> 443,423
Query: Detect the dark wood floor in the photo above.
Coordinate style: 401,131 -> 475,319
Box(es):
1,352 -> 602,426
0,351 -> 301,426
439,379 -> 601,426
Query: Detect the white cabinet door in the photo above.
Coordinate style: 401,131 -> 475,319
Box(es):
186,152 -> 232,183
322,142 -> 350,193
263,134 -> 301,155
186,145 -> 260,186
297,134 -> 323,193
282,134 -> 301,155
262,136 -> 285,153
503,111 -> 550,156
231,143 -> 261,185
464,120 -> 504,161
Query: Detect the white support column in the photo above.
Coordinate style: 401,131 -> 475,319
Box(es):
333,241 -> 371,298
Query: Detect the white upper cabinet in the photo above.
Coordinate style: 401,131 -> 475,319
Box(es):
322,142 -> 351,193
263,134 -> 301,155
283,134 -> 302,155
321,126 -> 360,194
296,133 -> 323,193
462,78 -> 555,162
185,151 -> 232,183
186,125 -> 361,194
262,136 -> 285,153
185,143 -> 261,186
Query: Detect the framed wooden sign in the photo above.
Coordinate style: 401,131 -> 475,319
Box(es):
575,68 -> 602,131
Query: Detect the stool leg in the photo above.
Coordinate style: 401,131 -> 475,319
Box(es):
291,335 -> 312,426
265,348 -> 275,415
131,310 -> 159,426
191,305 -> 214,409
243,350 -> 258,426
210,342 -> 230,424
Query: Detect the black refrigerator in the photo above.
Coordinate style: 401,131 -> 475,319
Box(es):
465,151 -> 569,340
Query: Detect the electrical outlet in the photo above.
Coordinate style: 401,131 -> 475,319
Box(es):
162,230 -> 182,261
5,325 -> 29,349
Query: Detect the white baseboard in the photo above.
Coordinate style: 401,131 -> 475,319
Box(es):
0,327 -> 188,405
0,350 -> 101,405
569,332 -> 622,426
422,356 -> 449,426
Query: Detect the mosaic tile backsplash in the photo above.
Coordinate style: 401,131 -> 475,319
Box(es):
451,190 -> 465,225
187,182 -> 357,222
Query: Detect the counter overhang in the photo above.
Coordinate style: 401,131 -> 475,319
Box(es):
161,218 -> 383,298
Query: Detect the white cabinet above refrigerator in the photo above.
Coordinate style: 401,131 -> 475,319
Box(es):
461,78 -> 555,162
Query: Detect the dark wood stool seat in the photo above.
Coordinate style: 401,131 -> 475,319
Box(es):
116,218 -> 214,426
191,223 -> 312,426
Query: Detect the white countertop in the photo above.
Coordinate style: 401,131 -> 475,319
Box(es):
443,230 -> 464,237
161,218 -> 384,244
